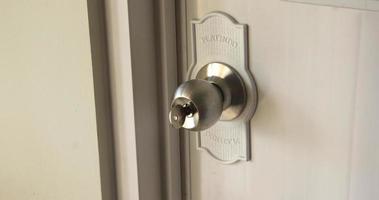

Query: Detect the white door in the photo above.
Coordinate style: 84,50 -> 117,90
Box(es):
178,1 -> 379,200
0,1 -> 114,199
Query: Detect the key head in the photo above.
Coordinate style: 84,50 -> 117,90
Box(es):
169,104 -> 186,129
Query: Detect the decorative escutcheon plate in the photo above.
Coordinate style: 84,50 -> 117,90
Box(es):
188,12 -> 258,163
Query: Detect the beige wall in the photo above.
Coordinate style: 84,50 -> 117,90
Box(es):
0,1 -> 102,199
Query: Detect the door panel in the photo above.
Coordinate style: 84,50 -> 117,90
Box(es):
349,16 -> 379,200
0,1 -> 102,199
183,1 -> 379,199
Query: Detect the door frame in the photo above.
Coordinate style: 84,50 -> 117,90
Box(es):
87,0 -> 117,200
103,0 -> 183,200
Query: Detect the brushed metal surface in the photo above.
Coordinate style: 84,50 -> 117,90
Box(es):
169,62 -> 248,132
188,12 -> 258,163
169,79 -> 223,131
196,62 -> 246,121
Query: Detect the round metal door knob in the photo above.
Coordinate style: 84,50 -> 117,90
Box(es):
169,79 -> 223,131
169,63 -> 246,131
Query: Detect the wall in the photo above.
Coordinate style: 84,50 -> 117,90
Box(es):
0,1 -> 102,199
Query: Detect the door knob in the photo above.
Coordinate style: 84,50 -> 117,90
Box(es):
169,63 -> 246,131
169,79 -> 223,131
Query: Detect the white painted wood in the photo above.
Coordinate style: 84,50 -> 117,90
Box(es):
154,0 -> 183,199
106,0 -> 181,200
105,0 -> 144,199
349,14 -> 379,200
0,1 -> 102,199
87,1 -> 117,200
285,0 -> 379,11
181,1 -> 379,200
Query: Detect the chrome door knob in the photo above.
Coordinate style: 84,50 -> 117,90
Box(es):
169,79 -> 223,131
169,63 -> 247,131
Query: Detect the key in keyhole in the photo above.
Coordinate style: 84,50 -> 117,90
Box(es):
169,103 -> 195,129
